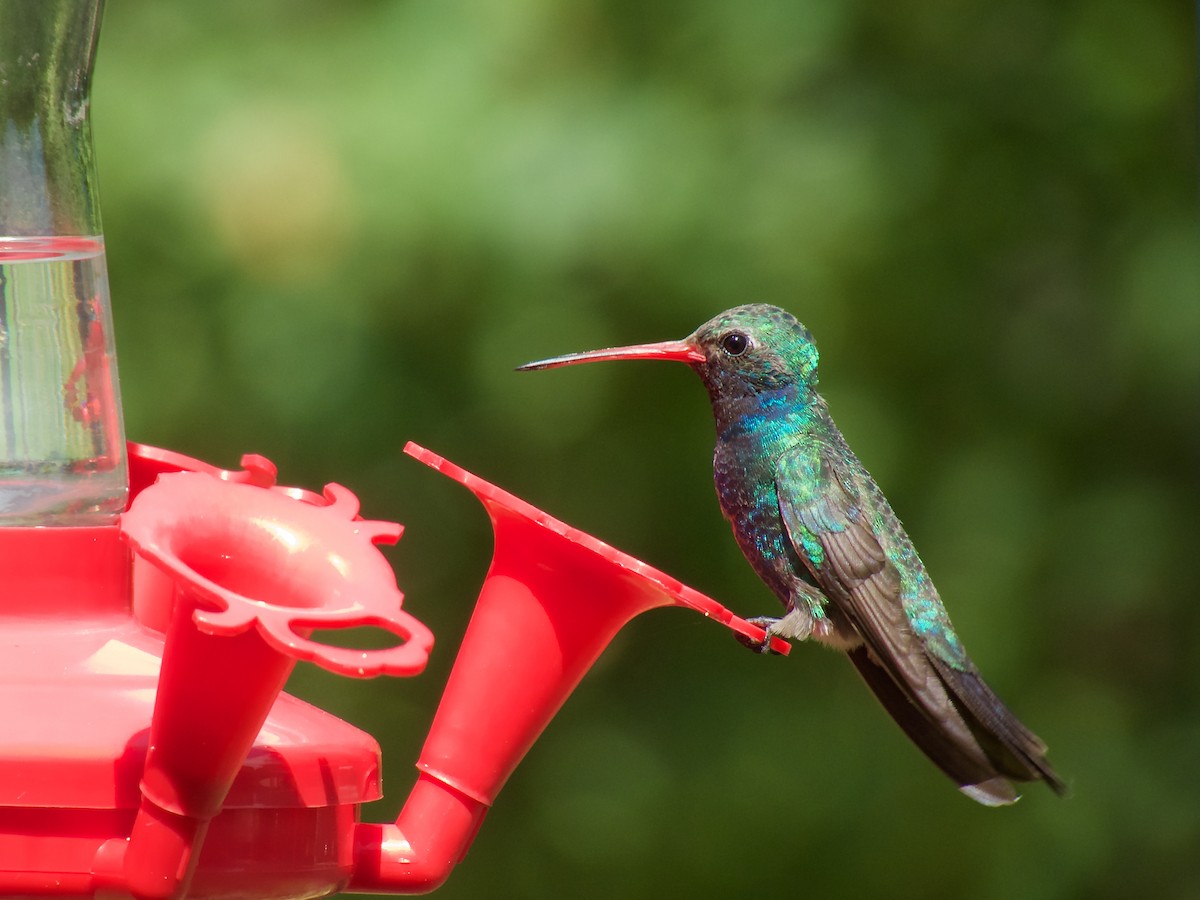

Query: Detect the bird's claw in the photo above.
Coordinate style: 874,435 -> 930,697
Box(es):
737,604 -> 834,654
736,616 -> 789,655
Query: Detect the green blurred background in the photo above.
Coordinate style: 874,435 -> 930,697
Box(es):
92,1 -> 1196,897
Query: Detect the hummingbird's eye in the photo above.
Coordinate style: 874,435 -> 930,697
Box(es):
720,331 -> 750,357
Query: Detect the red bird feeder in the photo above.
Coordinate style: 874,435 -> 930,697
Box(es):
0,2 -> 785,896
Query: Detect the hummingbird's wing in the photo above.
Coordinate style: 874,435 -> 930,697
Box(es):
773,443 -> 1059,804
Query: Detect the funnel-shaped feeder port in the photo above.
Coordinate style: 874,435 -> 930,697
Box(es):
348,444 -> 784,894
405,441 -> 786,806
113,470 -> 433,900
123,472 -> 433,677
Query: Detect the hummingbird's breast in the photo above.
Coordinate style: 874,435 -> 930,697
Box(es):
712,426 -> 812,604
706,387 -> 831,599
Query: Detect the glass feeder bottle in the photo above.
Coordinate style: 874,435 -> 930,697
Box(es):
0,0 -> 126,525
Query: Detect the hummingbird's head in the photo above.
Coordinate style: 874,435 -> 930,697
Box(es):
687,304 -> 819,397
518,303 -> 819,400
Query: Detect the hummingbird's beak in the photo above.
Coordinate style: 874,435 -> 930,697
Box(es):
517,339 -> 705,371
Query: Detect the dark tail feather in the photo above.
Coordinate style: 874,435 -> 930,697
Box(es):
847,647 -> 1063,804
927,656 -> 1068,797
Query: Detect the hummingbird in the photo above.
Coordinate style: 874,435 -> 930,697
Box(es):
518,304 -> 1065,805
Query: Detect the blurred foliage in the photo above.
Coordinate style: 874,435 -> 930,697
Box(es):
90,0 -> 1196,897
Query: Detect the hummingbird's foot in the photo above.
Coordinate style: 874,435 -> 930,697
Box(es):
738,605 -> 832,654
736,617 -> 787,654
740,612 -> 822,654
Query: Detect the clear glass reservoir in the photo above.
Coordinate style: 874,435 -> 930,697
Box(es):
0,0 -> 127,524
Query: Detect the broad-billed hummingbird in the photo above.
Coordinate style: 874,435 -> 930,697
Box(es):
519,304 -> 1065,805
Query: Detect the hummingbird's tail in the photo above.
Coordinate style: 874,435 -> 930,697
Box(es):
847,646 -> 1067,805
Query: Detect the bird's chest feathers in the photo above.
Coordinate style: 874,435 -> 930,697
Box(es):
710,392 -> 813,587
710,388 -> 814,496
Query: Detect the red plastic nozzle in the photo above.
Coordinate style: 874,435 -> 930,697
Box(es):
113,468 -> 433,898
349,444 -> 783,893
406,443 -> 785,802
